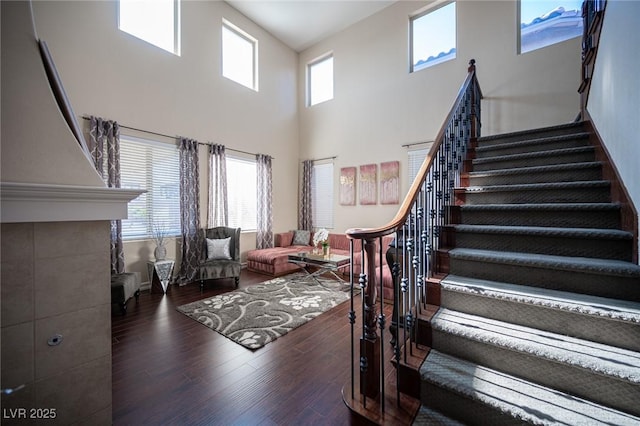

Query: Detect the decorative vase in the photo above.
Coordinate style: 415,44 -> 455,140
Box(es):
322,244 -> 330,258
154,245 -> 167,261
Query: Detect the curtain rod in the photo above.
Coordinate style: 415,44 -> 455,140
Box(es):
82,115 -> 271,159
402,140 -> 435,148
302,155 -> 337,163
197,141 -> 270,159
82,115 -> 176,140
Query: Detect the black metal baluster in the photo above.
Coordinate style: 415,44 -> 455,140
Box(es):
359,242 -> 368,408
401,224 -> 408,364
349,240 -> 356,401
377,236 -> 385,412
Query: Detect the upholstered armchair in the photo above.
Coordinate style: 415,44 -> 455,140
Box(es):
199,226 -> 241,290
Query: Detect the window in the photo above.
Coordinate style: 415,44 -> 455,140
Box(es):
222,20 -> 258,91
312,162 -> 334,228
410,2 -> 456,72
119,136 -> 181,240
307,54 -> 334,106
118,0 -> 180,55
520,0 -> 584,54
227,156 -> 257,231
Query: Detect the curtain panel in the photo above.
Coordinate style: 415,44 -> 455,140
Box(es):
177,137 -> 201,284
89,116 -> 125,275
256,154 -> 273,249
298,160 -> 313,230
207,144 -> 228,228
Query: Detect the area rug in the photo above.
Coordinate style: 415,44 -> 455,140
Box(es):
176,272 -> 352,350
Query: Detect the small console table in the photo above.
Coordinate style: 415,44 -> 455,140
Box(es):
147,259 -> 174,294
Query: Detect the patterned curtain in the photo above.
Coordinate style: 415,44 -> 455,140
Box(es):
89,116 -> 124,274
177,137 -> 201,284
298,160 -> 313,230
256,154 -> 273,249
207,144 -> 228,228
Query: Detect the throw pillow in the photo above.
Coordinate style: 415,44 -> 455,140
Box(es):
292,229 -> 311,246
206,237 -> 232,260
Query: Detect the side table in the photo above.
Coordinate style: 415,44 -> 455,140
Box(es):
147,259 -> 175,294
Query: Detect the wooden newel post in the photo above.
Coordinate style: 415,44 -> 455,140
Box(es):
468,59 -> 479,140
360,238 -> 380,398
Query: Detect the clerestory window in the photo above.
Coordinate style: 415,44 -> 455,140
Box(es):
118,0 -> 180,55
410,2 -> 457,72
222,20 -> 258,91
307,54 -> 334,106
519,0 -> 584,54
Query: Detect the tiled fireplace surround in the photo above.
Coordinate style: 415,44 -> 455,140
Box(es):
1,221 -> 113,423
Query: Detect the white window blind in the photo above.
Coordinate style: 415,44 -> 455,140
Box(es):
408,148 -> 429,184
119,136 -> 181,240
312,162 -> 334,229
227,156 -> 257,231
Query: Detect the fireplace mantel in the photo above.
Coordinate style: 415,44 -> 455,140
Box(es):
1,181 -> 144,223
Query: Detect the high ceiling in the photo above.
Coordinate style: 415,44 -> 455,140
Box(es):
226,0 -> 397,52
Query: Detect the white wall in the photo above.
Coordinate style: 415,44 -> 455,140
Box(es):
29,0 -> 300,280
586,0 -> 640,259
298,0 -> 582,233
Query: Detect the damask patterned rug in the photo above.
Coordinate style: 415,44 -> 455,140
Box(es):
176,272 -> 352,350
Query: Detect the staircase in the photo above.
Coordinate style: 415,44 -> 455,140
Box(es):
414,122 -> 640,424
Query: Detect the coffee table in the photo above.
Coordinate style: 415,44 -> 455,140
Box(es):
287,252 -> 350,285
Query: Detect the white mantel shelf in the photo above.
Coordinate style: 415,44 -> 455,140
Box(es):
1,182 -> 145,223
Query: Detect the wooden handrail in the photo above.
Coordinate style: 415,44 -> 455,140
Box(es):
346,60 -> 481,241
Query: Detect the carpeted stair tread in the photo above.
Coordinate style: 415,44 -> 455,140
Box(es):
478,122 -> 585,144
463,180 -> 610,194
475,132 -> 590,156
472,146 -> 594,165
431,309 -> 640,384
458,203 -> 622,228
452,224 -> 632,240
421,350 -> 640,426
460,202 -> 620,212
448,248 -> 640,277
441,275 -> 640,324
412,406 -> 465,426
468,161 -> 602,178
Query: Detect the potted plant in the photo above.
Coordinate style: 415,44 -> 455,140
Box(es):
152,221 -> 168,261
313,228 -> 330,257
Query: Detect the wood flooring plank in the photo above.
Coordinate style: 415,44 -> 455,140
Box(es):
111,269 -> 404,425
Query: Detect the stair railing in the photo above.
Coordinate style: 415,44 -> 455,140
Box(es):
345,59 -> 482,413
579,0 -> 607,117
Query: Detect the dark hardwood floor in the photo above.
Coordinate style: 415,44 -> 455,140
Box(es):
111,269 -> 376,425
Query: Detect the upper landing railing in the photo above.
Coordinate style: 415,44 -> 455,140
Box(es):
343,59 -> 482,415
